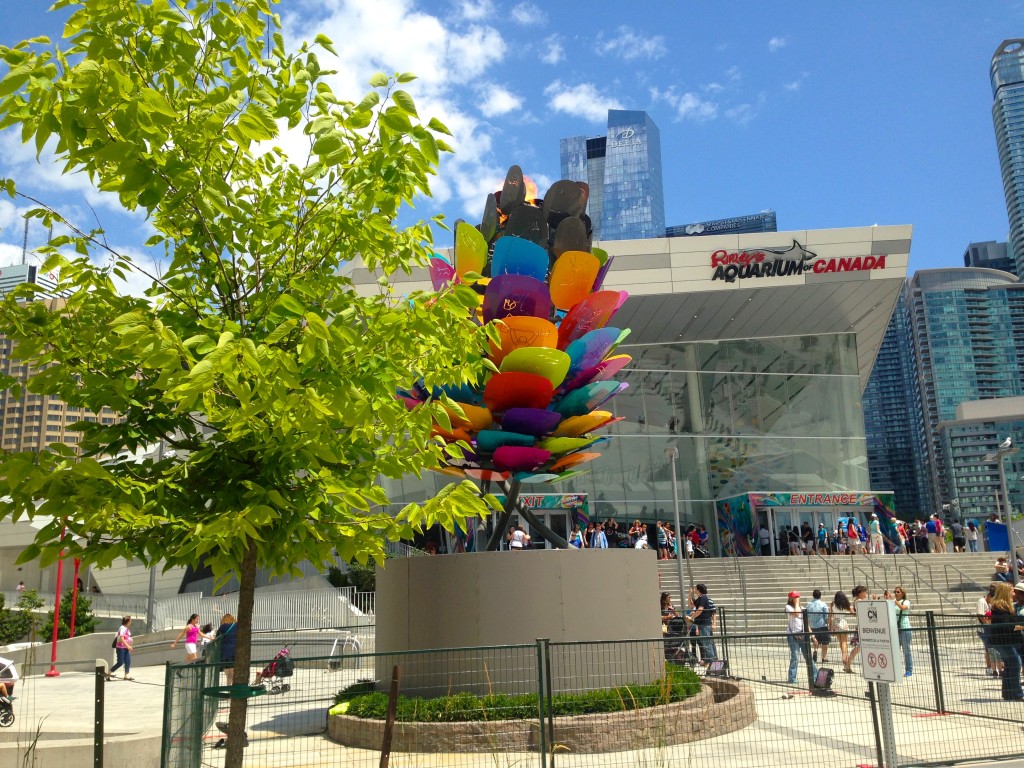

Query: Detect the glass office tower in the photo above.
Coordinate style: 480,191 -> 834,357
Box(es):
559,110 -> 665,242
991,40 -> 1024,276
863,299 -> 932,516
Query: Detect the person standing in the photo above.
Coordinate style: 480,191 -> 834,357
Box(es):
758,524 -> 772,556
785,591 -> 817,684
592,522 -> 608,549
846,585 -> 869,670
568,523 -> 585,548
978,585 -> 1000,678
171,613 -> 213,663
966,521 -> 980,553
988,582 -> 1023,700
107,615 -> 134,681
950,520 -> 965,553
686,583 -> 717,662
868,514 -> 883,555
806,589 -> 831,663
893,586 -> 913,677
217,613 -> 238,685
15,581 -> 24,593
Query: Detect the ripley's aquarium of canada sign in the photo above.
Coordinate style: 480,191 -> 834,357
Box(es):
711,240 -> 886,283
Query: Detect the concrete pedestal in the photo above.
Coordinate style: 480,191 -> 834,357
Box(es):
374,549 -> 663,697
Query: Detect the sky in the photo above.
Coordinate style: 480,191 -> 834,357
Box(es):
1,0 -> 1024,279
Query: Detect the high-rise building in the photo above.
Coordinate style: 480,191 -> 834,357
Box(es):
0,264 -> 59,299
938,397 -> 1024,521
963,240 -> 1015,274
991,40 -> 1024,276
559,110 -> 665,242
862,298 -> 932,516
904,269 -> 1024,506
0,268 -> 113,454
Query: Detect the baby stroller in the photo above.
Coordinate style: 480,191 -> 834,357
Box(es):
663,617 -> 695,665
0,696 -> 13,728
252,646 -> 294,694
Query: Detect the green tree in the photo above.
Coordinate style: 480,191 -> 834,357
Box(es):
0,589 -> 44,645
0,2 -> 496,763
45,588 -> 98,640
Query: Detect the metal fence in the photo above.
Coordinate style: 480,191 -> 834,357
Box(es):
159,616 -> 1024,768
152,587 -> 374,632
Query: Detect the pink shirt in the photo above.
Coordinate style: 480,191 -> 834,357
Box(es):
116,625 -> 132,649
185,624 -> 199,644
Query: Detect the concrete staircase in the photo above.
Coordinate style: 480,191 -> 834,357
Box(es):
658,551 -> 1002,625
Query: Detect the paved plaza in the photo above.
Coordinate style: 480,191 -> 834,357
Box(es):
3,637 -> 1024,768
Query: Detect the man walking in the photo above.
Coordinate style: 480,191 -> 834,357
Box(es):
686,583 -> 718,662
807,589 -> 832,663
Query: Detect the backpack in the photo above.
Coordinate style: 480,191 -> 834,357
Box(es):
112,634 -> 118,649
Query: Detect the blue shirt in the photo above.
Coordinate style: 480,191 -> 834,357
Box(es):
806,599 -> 829,629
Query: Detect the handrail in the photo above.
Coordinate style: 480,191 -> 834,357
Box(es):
810,550 -> 844,592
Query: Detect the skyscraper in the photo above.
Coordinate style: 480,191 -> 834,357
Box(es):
905,269 -> 1024,506
559,110 -> 665,242
990,40 -> 1024,275
963,240 -> 1015,274
862,299 -> 932,516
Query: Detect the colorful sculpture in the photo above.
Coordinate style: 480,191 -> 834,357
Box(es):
405,166 -> 630,549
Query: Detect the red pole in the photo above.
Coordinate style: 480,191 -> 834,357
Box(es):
45,526 -> 67,677
69,558 -> 81,638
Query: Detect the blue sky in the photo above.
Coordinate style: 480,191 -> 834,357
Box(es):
2,1 -> 1024,280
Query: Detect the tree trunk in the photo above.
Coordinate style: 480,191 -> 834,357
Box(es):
224,542 -> 258,768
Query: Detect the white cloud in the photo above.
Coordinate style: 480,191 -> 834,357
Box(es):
478,85 -> 523,117
725,92 -> 767,125
768,36 -> 787,53
726,66 -> 741,81
704,82 -> 724,93
460,0 -> 493,21
540,35 -> 564,64
544,81 -> 624,122
0,242 -> 25,268
510,2 -> 545,25
278,0 -> 514,220
597,26 -> 667,60
784,72 -> 810,91
650,86 -> 718,122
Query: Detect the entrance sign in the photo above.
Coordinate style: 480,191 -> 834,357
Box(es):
856,600 -> 901,684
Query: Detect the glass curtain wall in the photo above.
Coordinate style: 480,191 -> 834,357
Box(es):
382,333 -> 869,554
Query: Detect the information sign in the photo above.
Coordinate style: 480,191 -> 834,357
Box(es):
855,599 -> 901,684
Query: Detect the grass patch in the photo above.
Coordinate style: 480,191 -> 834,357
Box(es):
333,663 -> 702,723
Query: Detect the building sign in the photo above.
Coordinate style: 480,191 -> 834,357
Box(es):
751,492 -> 880,506
608,127 -> 642,148
494,493 -> 590,526
855,600 -> 902,684
672,212 -> 776,237
710,240 -> 887,283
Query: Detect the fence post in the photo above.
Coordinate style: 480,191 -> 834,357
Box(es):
94,664 -> 104,768
924,611 -> 946,714
160,662 -> 171,768
719,606 -> 729,668
801,608 -> 814,690
535,639 -> 549,768
866,682 -> 886,768
542,639 -> 555,768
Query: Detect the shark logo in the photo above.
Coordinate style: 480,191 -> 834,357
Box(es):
761,240 -> 818,262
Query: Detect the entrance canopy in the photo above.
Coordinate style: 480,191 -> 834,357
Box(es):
717,491 -> 897,557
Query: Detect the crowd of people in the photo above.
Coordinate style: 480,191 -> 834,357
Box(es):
759,514 -> 984,557
566,518 -> 711,556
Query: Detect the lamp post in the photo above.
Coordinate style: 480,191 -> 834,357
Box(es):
665,446 -> 693,602
984,436 -> 1020,582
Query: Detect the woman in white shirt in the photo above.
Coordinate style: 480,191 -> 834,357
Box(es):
785,591 -> 816,684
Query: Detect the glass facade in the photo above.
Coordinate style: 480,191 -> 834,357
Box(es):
381,333 -> 868,551
991,40 -> 1024,276
863,299 -> 932,516
941,416 -> 1024,520
559,110 -> 665,242
963,240 -> 1015,275
903,269 -> 1024,507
